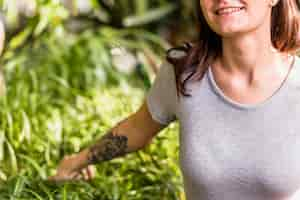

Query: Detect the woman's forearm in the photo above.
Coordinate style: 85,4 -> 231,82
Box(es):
74,102 -> 164,169
87,129 -> 132,164
77,118 -> 151,168
76,130 -> 133,168
49,102 -> 164,181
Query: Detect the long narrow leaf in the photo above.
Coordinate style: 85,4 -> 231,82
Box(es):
123,3 -> 177,27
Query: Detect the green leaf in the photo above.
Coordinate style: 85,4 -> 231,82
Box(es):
0,130 -> 5,161
123,3 -> 177,27
20,110 -> 31,143
8,27 -> 33,50
6,140 -> 17,175
18,154 -> 47,180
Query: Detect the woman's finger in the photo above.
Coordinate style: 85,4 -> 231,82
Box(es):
70,171 -> 80,179
49,174 -> 72,182
81,168 -> 89,180
48,175 -> 57,181
74,173 -> 83,180
86,166 -> 92,179
87,165 -> 95,179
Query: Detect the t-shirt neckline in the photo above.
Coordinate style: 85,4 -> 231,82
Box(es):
207,55 -> 298,110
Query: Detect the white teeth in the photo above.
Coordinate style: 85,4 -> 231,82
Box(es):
217,7 -> 243,15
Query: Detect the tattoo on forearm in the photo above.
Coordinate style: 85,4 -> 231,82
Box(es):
87,130 -> 129,165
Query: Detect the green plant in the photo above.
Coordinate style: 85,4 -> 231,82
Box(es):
0,23 -> 184,199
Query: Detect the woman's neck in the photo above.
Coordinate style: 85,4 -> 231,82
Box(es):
219,31 -> 291,86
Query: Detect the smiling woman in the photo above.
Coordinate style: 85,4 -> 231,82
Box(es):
161,0 -> 300,200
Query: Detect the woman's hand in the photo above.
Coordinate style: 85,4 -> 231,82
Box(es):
48,149 -> 96,182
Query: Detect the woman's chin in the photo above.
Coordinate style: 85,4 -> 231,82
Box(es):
216,27 -> 250,38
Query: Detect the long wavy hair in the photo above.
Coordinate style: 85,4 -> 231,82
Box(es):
166,0 -> 300,99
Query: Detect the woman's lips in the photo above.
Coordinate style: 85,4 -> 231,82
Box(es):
215,7 -> 245,15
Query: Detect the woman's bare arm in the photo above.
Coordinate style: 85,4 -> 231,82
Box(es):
49,99 -> 167,181
79,99 -> 166,166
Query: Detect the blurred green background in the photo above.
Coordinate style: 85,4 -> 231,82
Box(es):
0,0 -> 199,199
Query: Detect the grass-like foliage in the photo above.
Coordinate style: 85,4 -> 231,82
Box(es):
0,26 -> 183,199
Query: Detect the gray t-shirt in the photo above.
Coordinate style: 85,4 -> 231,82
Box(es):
146,56 -> 300,200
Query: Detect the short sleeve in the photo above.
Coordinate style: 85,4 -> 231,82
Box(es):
145,60 -> 178,126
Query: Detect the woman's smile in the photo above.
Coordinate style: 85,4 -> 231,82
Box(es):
215,7 -> 245,16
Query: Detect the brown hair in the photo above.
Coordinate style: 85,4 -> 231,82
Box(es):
167,0 -> 300,99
